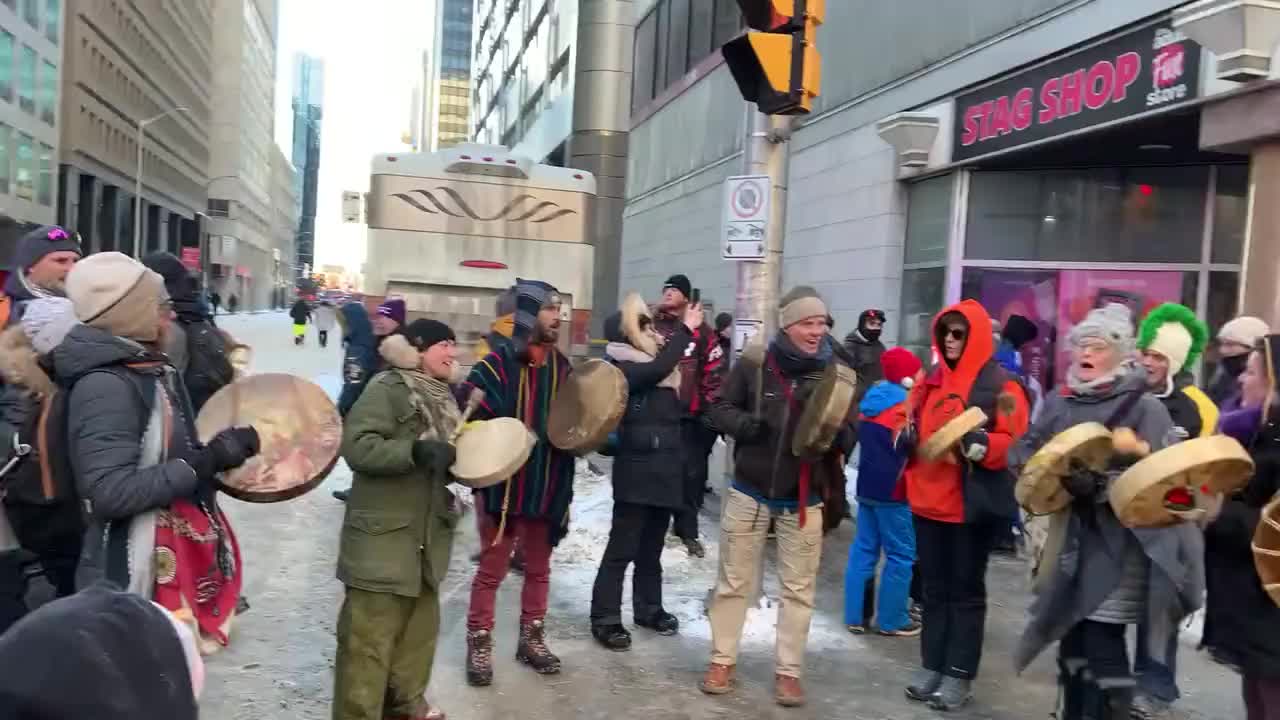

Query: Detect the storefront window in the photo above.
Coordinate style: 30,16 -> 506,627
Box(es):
904,174 -> 951,264
900,267 -> 944,363
961,266 -> 1198,386
1212,164 -> 1249,264
966,166 -> 1208,263
1202,271 -> 1241,380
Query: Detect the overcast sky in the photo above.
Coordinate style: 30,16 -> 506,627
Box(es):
273,0 -> 433,273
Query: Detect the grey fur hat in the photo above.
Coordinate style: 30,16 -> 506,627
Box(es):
1069,303 -> 1135,356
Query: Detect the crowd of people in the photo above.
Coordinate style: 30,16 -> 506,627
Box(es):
1,224 -> 1278,720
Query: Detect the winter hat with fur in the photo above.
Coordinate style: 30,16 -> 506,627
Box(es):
66,252 -> 168,343
1069,302 -> 1135,356
1138,303 -> 1207,376
20,297 -> 79,355
778,286 -> 828,329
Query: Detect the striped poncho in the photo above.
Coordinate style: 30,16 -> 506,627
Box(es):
464,342 -> 575,526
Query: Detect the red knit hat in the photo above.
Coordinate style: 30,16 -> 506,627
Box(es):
881,347 -> 922,388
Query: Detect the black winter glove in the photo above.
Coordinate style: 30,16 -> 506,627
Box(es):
181,426 -> 260,485
1061,459 -> 1106,499
960,430 -> 990,462
895,424 -> 919,455
737,417 -> 770,444
412,439 -> 457,479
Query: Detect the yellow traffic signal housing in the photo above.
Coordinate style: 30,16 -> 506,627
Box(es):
722,0 -> 823,115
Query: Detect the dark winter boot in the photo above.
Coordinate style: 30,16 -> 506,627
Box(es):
635,610 -> 679,636
591,623 -> 631,651
465,629 -> 494,687
905,668 -> 943,702
1055,659 -> 1087,720
928,676 -> 973,712
516,619 -> 561,674
1087,682 -> 1133,720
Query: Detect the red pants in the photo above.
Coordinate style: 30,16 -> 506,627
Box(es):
467,513 -> 552,631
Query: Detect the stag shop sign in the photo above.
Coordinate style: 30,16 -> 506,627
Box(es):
952,21 -> 1201,161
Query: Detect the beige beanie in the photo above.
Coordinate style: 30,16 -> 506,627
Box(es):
779,285 -> 828,329
1148,322 -> 1193,375
1218,316 -> 1269,348
66,252 -> 168,343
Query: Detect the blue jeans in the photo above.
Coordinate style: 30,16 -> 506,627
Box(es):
844,499 -> 915,631
1135,621 -> 1181,703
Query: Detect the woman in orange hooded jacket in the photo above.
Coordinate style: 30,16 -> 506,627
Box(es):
900,299 -> 1030,711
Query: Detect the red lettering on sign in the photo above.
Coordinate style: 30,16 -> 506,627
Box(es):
1152,45 -> 1184,88
1012,87 -> 1034,131
1039,77 -> 1060,124
1084,60 -> 1114,110
1060,69 -> 1085,117
961,103 -> 982,146
1115,52 -> 1141,100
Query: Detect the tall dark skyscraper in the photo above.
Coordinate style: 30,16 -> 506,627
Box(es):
291,53 -> 323,274
413,0 -> 472,151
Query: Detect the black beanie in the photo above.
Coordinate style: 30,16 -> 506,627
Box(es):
142,251 -> 195,301
403,318 -> 455,350
662,274 -> 691,299
14,225 -> 82,272
715,312 -> 732,333
1002,314 -> 1039,349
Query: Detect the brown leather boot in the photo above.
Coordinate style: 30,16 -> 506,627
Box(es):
775,674 -> 806,707
699,663 -> 735,695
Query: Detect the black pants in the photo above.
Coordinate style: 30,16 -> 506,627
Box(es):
1059,620 -> 1133,719
914,515 -> 995,679
673,420 -> 713,540
0,551 -> 27,635
590,502 -> 672,626
4,500 -> 81,598
319,330 -> 329,347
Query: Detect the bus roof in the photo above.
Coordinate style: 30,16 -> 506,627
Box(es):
371,143 -> 597,195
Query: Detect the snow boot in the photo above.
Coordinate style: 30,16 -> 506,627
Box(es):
635,610 -> 679,636
683,537 -> 706,558
775,675 -> 805,707
928,676 -> 973,712
699,663 -> 735,695
516,619 -> 561,674
905,668 -> 943,702
591,623 -> 631,651
465,629 -> 494,687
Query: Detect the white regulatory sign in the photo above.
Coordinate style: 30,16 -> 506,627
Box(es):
732,319 -> 763,357
721,175 -> 769,260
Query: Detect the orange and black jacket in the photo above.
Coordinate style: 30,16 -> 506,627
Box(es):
905,299 -> 1030,524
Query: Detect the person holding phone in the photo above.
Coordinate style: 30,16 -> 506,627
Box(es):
651,274 -> 722,558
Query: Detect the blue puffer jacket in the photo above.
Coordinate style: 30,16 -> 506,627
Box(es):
337,303 -> 380,416
855,381 -> 911,503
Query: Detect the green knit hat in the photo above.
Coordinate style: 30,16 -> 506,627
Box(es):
1138,303 -> 1208,375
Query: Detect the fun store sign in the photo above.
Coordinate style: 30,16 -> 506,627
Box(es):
952,19 -> 1201,162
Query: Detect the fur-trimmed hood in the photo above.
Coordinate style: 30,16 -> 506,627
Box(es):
0,324 -> 54,397
619,293 -> 661,356
378,333 -> 419,370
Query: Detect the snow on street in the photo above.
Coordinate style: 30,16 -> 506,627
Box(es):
198,312 -> 1243,719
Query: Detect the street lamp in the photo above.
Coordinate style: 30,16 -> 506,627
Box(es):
134,106 -> 191,258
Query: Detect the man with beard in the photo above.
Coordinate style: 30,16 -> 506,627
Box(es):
0,226 -> 81,630
334,299 -> 407,502
463,279 -> 575,687
843,309 -> 886,401
1205,315 -> 1269,406
651,274 -> 721,558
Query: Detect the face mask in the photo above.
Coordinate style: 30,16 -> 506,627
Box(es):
1221,353 -> 1249,378
861,327 -> 882,343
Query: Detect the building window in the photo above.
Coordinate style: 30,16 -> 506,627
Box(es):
665,0 -> 690,84
713,0 -> 742,47
45,0 -> 58,44
965,166 -> 1209,264
654,0 -> 670,97
899,174 -> 953,361
1212,164 -> 1249,264
208,198 -> 231,217
39,59 -> 54,124
689,0 -> 713,67
632,11 -> 656,111
0,123 -> 9,195
14,131 -> 33,200
17,45 -> 35,114
0,32 -> 12,102
22,0 -> 38,29
37,141 -> 50,205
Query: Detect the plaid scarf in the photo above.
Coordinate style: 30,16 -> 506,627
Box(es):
397,369 -> 462,441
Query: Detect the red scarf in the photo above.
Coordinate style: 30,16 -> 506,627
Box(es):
152,499 -> 242,646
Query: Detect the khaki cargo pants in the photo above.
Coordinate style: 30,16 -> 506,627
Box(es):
333,585 -> 440,720
708,488 -> 824,678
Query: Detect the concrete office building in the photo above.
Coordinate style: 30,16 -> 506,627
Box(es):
209,0 -> 281,310
470,0 -> 633,334
269,143 -> 298,308
622,0 -> 1280,387
57,0 -> 212,261
0,0 -> 62,261
412,0 -> 472,152
291,51 -> 321,275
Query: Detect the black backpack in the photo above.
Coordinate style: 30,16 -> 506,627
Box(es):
183,320 -> 234,414
1,367 -> 154,506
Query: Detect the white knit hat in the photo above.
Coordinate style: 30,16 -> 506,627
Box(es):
1147,322 -> 1193,375
1069,303 -> 1135,356
65,252 -> 168,343
19,297 -> 79,355
1218,316 -> 1269,349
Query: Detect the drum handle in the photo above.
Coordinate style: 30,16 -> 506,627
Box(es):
447,388 -> 485,444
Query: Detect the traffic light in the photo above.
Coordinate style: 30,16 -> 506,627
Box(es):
721,0 -> 823,115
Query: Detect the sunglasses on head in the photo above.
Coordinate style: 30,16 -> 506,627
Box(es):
46,227 -> 69,241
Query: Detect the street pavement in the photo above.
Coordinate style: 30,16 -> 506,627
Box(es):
199,312 -> 1243,720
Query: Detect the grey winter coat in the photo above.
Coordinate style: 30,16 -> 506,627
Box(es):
49,326 -> 202,590
1009,366 -> 1204,673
